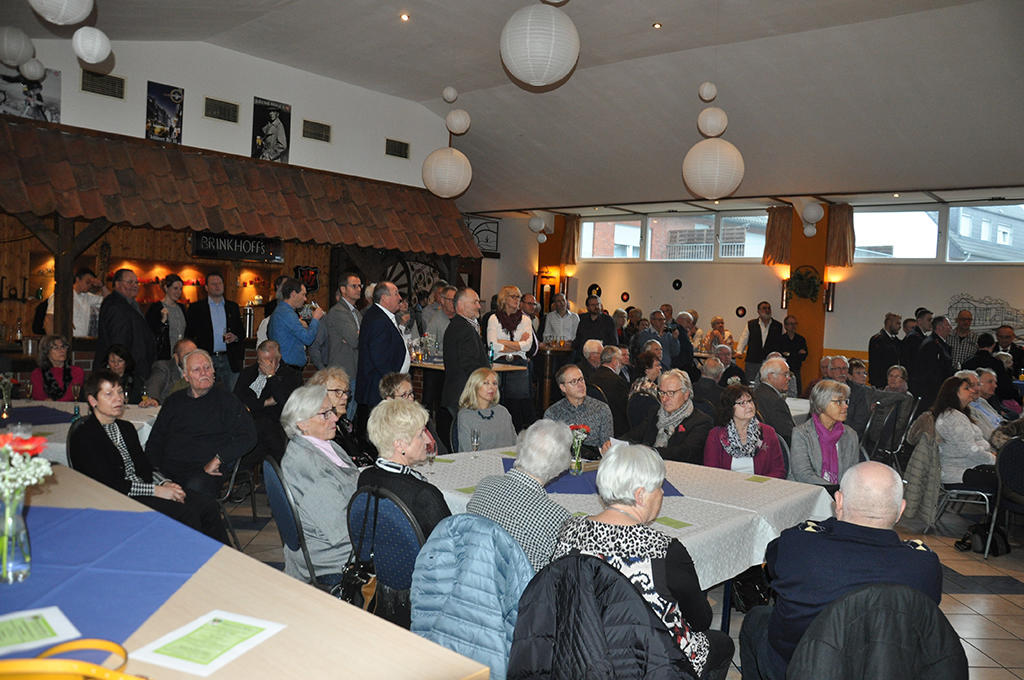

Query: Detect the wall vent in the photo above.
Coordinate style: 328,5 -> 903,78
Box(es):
80,70 -> 125,99
385,138 -> 410,159
204,97 -> 239,123
302,119 -> 331,143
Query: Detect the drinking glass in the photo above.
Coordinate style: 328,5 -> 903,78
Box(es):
10,422 -> 31,439
470,429 -> 481,452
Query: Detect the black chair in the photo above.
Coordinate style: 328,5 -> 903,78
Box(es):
262,456 -> 332,591
985,437 -> 1024,558
64,416 -> 88,469
879,395 -> 922,473
627,392 -> 658,429
587,382 -> 607,403
779,435 -> 792,478
449,411 -> 459,452
862,401 -> 899,464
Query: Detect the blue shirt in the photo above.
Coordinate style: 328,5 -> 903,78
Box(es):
210,299 -> 227,352
268,303 -> 319,366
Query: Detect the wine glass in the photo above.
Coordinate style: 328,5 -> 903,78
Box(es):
470,429 -> 481,452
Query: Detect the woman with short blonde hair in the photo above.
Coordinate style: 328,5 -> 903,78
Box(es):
456,367 -> 516,450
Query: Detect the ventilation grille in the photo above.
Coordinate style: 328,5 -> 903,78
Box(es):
302,119 -> 331,143
204,97 -> 239,123
81,70 -> 124,99
385,138 -> 410,159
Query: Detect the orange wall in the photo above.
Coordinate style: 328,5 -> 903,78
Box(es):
786,209 -> 829,393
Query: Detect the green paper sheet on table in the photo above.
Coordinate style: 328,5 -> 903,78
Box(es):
154,618 -> 264,665
654,516 -> 691,529
457,486 -> 476,494
432,457 -> 455,463
746,475 -> 771,483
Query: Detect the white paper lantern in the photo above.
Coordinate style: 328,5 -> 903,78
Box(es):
500,4 -> 580,87
697,107 -> 728,138
682,138 -> 745,200
0,27 -> 34,67
801,202 -> 824,225
698,81 -> 717,102
28,0 -> 94,26
445,109 -> 471,135
442,86 -> 458,103
422,147 -> 472,198
528,216 -> 545,233
537,233 -> 548,244
803,224 -> 817,238
19,58 -> 45,81
72,26 -> 111,64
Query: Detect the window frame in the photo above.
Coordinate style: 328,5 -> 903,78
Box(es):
851,203 -> 944,264
577,216 -> 646,262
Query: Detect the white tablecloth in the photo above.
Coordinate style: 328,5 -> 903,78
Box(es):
7,400 -> 160,467
787,397 -> 810,424
423,450 -> 833,589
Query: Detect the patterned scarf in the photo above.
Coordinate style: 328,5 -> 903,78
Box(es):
42,365 -> 72,401
495,309 -> 524,337
811,413 -> 844,484
374,457 -> 426,481
655,400 -> 693,447
724,417 -> 763,458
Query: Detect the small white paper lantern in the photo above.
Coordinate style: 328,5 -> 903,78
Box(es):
803,224 -> 817,238
0,27 -> 34,67
698,81 -> 717,102
72,26 -> 111,64
500,4 -> 580,87
528,216 -> 545,233
697,107 -> 728,138
537,233 -> 548,244
442,86 -> 458,103
19,58 -> 46,81
422,147 -> 472,198
28,0 -> 94,26
682,138 -> 745,200
801,202 -> 824,225
445,109 -> 471,135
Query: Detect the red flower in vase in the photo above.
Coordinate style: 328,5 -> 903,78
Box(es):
0,434 -> 48,456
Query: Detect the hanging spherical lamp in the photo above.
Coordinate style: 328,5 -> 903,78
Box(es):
19,58 -> 46,81
697,107 -> 728,138
698,81 -> 718,102
445,109 -> 471,135
28,0 -> 94,26
803,224 -> 817,238
682,138 -> 745,200
441,86 -> 458,103
537,233 -> 548,244
0,27 -> 34,67
801,202 -> 824,226
72,26 -> 111,64
422,147 -> 472,198
528,216 -> 545,233
500,4 -> 580,87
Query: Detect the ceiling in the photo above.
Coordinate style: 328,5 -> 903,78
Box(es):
8,0 -> 1024,214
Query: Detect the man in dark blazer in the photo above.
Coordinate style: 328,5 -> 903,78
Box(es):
355,280 -> 408,426
868,313 -> 903,387
716,344 -> 746,387
900,307 -> 932,376
693,356 -> 725,406
910,315 -> 953,410
963,332 -> 1019,403
590,346 -> 630,437
234,340 -> 302,464
442,287 -> 488,415
738,300 -> 784,382
94,268 -> 156,381
754,357 -> 796,445
184,271 -> 243,390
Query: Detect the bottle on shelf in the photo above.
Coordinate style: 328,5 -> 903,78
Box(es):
14,319 -> 23,342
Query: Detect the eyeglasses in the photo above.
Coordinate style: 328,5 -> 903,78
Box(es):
51,343 -> 68,350
395,390 -> 415,400
327,388 -> 351,399
508,294 -> 522,300
562,377 -> 585,386
317,408 -> 338,420
658,388 -> 683,398
735,399 -> 755,406
830,398 -> 850,405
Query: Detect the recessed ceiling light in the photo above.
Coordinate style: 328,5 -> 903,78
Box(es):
652,22 -> 662,29
893,193 -> 900,198
400,12 -> 410,22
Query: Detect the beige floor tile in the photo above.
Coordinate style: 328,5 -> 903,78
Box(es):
968,639 -> 1024,667
945,598 -> 982,615
956,595 -> 1024,616
948,615 -> 1020,639
969,668 -> 1021,679
1009,669 -> 1024,679
1000,596 -> 1024,607
964,641 -> 1002,667
988,616 -> 1024,639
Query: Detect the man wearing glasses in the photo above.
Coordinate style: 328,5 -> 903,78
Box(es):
543,364 -> 613,457
234,340 -> 301,464
355,280 -> 410,430
326,272 -> 363,420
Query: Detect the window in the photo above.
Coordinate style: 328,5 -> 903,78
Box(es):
948,205 -> 1024,262
719,214 -> 767,259
959,213 -> 972,236
647,214 -> 715,261
980,219 -> 992,241
998,224 -> 1012,245
579,218 -> 643,259
853,209 -> 939,260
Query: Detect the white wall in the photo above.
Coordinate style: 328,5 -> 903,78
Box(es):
33,40 -> 448,188
480,217 -> 538,304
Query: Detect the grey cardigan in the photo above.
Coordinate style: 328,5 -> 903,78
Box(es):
280,435 -> 360,580
788,417 -> 860,486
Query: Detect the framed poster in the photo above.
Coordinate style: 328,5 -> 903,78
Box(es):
251,97 -> 291,163
146,81 -> 183,144
0,65 -> 60,122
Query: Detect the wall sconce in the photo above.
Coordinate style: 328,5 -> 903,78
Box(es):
780,279 -> 789,309
824,282 -> 836,312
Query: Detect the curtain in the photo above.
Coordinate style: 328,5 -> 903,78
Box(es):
826,203 -> 855,267
560,215 -> 579,265
761,206 -> 793,265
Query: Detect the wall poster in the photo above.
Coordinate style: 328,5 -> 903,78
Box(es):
146,81 -> 184,144
251,96 -> 290,163
0,65 -> 60,122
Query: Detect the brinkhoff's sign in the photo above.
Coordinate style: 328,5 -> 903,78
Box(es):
191,232 -> 284,263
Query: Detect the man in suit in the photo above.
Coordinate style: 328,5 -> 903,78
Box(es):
737,300 -> 784,382
234,340 -> 301,464
900,307 -> 932,376
590,346 -> 630,437
146,337 -> 196,404
755,357 -> 796,446
716,344 -> 746,387
995,325 -> 1024,375
442,287 -> 488,415
963,332 -> 1019,403
355,280 -> 409,427
630,310 -> 677,370
868,312 -> 902,387
94,268 -> 157,381
693,356 -> 725,405
184,271 -> 243,391
578,339 -> 604,382
910,315 -> 954,409
325,271 -> 363,420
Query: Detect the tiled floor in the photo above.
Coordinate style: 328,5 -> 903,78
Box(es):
225,491 -> 1024,679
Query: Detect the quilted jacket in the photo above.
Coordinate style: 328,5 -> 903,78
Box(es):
902,413 -> 942,527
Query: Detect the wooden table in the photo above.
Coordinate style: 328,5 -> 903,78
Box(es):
8,467 -> 488,680
412,360 -> 526,373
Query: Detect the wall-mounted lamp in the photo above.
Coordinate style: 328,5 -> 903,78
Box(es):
780,279 -> 789,309
824,281 -> 836,312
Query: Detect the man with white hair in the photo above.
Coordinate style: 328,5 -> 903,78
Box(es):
578,338 -> 604,382
693,355 -> 725,405
590,346 -> 630,436
754,357 -> 795,445
716,344 -> 745,387
740,462 -> 942,680
630,309 -> 677,370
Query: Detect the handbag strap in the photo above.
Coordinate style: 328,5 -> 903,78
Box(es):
0,638 -> 143,679
347,489 -> 381,566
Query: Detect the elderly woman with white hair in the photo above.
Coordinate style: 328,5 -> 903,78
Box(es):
553,445 -> 734,680
624,369 -> 713,464
789,379 -> 860,489
279,384 -> 360,584
467,419 -> 573,572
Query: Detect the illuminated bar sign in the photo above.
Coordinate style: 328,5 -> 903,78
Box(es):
191,231 -> 284,263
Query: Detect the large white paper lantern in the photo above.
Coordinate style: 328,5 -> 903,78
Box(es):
422,147 -> 472,198
442,86 -> 458,103
28,0 -> 94,26
72,26 -> 111,64
682,138 -> 745,200
445,109 -> 471,135
0,27 -> 34,67
697,107 -> 728,137
19,58 -> 46,81
698,81 -> 718,102
500,4 -> 580,87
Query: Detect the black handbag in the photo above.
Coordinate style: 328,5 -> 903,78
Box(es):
331,493 -> 380,610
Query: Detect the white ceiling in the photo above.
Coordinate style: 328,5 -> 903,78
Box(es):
7,0 -> 1024,213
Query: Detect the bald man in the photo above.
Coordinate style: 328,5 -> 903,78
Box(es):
740,462 -> 942,680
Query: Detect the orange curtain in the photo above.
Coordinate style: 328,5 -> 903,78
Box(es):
560,215 -> 579,265
825,203 -> 855,267
761,206 -> 793,265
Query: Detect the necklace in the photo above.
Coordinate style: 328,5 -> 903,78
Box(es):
606,504 -> 640,524
476,408 -> 495,420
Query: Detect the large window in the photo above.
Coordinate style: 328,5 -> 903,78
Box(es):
853,209 -> 939,260
579,218 -> 643,259
719,214 -> 766,259
647,215 -> 715,261
947,205 -> 1024,262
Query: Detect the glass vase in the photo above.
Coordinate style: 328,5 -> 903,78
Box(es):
1,489 -> 30,583
570,443 -> 583,476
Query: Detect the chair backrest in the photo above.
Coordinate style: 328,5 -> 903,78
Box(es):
627,392 -> 658,429
347,486 -> 426,590
863,401 -> 900,460
996,438 -> 1024,505
587,382 -> 607,403
262,457 -> 319,584
449,411 -> 459,452
65,416 -> 89,469
216,457 -> 244,503
779,435 -> 791,478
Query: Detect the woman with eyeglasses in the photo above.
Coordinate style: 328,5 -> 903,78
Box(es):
378,372 -> 448,457
624,369 -> 713,464
456,367 -> 516,451
703,384 -> 785,478
789,379 -> 859,488
486,285 -> 535,430
279,384 -> 360,585
31,334 -> 84,401
308,366 -> 374,467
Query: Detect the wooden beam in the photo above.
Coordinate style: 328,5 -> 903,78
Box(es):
52,216 -> 75,339
71,218 -> 112,258
14,212 -> 58,253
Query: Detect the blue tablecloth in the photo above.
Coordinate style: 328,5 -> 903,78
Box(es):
0,506 -> 221,659
501,457 -> 683,496
2,405 -> 75,426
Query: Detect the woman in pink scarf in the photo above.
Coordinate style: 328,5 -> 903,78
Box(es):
788,380 -> 860,490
